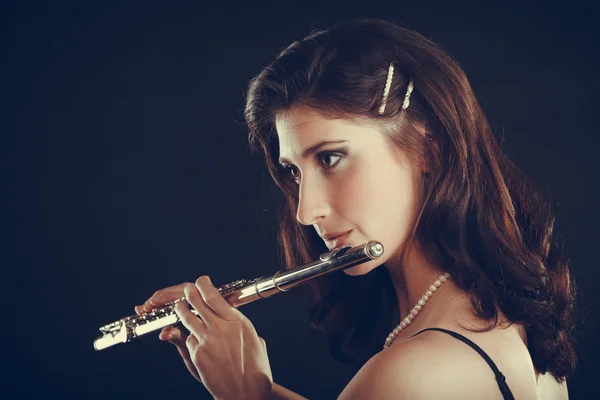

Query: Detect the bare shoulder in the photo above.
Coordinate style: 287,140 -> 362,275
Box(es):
338,332 -> 509,400
537,372 -> 569,400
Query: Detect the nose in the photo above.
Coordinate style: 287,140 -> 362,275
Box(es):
296,174 -> 331,226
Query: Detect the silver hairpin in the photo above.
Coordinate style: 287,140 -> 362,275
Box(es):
378,62 -> 414,115
402,80 -> 414,110
378,63 -> 395,115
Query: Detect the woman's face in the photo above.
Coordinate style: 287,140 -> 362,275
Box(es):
275,105 -> 422,275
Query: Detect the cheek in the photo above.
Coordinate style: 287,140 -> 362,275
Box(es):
336,173 -> 374,214
336,160 -> 418,262
332,166 -> 383,237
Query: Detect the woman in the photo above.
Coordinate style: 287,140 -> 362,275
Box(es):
136,19 -> 576,399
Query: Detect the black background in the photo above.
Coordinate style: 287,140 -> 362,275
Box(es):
1,0 -> 598,398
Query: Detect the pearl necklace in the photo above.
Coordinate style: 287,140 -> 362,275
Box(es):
383,272 -> 451,349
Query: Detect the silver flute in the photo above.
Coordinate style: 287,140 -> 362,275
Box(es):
94,240 -> 384,351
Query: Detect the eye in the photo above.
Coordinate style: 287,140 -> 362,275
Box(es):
279,151 -> 345,185
318,152 -> 343,169
281,165 -> 300,184
286,165 -> 299,177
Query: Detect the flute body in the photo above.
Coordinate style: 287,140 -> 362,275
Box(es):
94,240 -> 384,351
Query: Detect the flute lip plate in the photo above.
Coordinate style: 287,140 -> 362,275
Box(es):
319,245 -> 351,261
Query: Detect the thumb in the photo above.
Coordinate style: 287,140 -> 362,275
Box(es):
161,327 -> 186,346
160,327 -> 202,383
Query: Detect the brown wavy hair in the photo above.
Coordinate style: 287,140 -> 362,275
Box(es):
244,18 -> 577,382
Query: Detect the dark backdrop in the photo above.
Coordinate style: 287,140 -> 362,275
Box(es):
1,1 -> 598,398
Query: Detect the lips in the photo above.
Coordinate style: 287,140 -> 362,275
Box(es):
324,230 -> 352,250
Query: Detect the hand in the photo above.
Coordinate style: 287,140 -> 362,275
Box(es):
136,282 -> 201,381
136,282 -> 189,315
137,277 -> 273,400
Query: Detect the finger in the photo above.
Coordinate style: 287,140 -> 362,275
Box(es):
135,304 -> 156,315
194,276 -> 241,322
186,332 -> 199,349
185,332 -> 200,356
184,282 -> 220,328
259,337 -> 267,352
139,283 -> 189,312
161,328 -> 201,382
149,283 -> 189,305
174,300 -> 207,338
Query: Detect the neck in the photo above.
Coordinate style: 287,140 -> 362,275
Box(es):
384,243 -> 463,336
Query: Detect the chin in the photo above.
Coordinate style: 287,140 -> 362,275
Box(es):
342,259 -> 382,276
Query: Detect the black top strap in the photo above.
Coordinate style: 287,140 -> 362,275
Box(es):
411,327 -> 515,400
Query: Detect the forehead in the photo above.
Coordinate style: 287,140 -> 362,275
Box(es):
275,105 -> 379,147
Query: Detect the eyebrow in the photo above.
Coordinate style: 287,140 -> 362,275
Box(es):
278,140 -> 348,165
